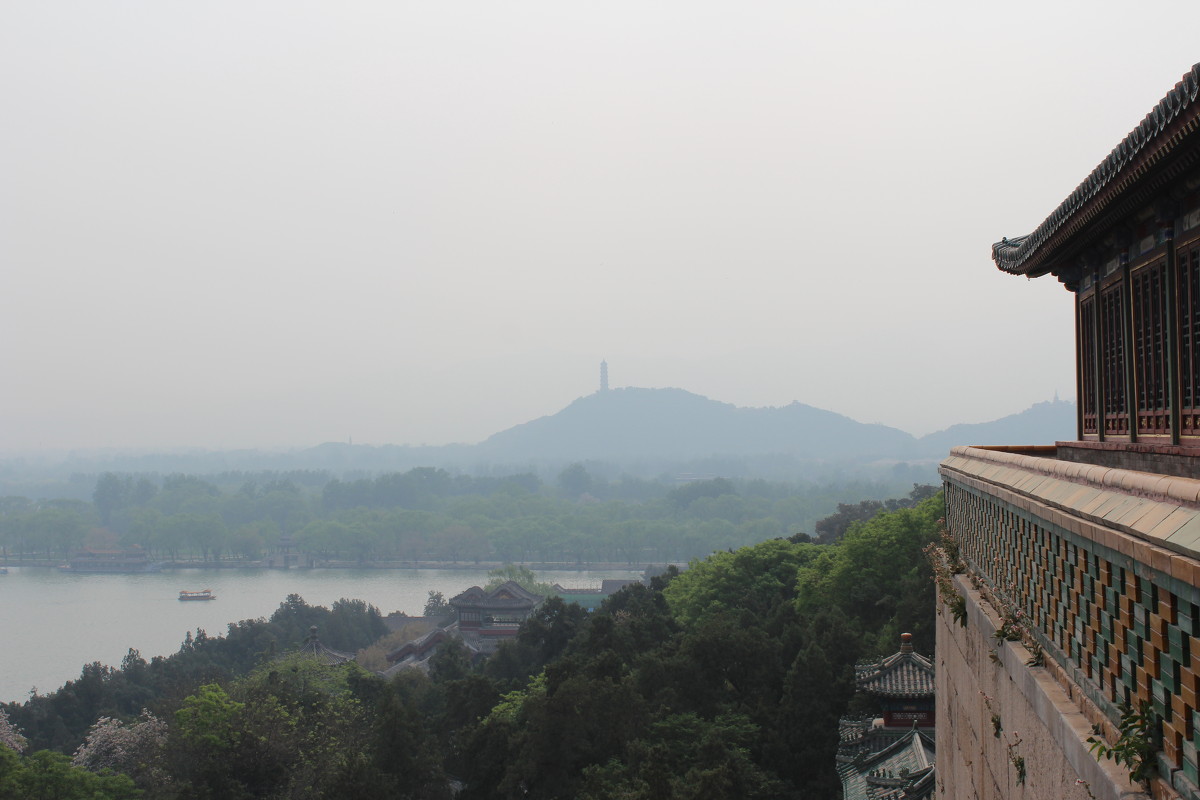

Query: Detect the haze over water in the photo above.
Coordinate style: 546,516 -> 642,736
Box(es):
0,566 -> 641,703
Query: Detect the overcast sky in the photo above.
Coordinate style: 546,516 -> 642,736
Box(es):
3,2 -> 1199,452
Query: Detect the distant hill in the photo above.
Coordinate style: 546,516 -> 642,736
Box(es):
476,387 -> 917,461
915,398 -> 1076,457
0,390 -> 1078,490
474,388 -> 1075,464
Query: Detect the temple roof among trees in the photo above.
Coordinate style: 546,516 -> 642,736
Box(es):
855,633 -> 935,699
837,730 -> 936,800
992,63 -> 1200,278
450,581 -> 544,610
294,626 -> 355,666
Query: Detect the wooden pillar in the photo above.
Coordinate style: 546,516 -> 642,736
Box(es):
1075,296 -> 1084,440
1093,267 -> 1105,442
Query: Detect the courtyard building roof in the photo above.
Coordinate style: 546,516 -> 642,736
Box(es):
855,633 -> 935,700
837,729 -> 935,800
449,581 -> 543,611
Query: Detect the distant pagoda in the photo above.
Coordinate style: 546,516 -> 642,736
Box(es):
600,359 -> 609,392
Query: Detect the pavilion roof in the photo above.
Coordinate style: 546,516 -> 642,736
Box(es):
838,729 -> 936,800
855,634 -> 934,699
294,626 -> 355,666
992,63 -> 1200,279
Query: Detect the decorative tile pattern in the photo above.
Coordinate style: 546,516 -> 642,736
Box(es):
945,479 -> 1200,795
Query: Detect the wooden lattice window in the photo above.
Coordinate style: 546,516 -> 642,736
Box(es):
1181,245 -> 1200,416
1079,293 -> 1097,434
1131,261 -> 1169,434
1100,283 -> 1128,432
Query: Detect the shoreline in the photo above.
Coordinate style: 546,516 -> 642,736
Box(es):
0,559 -> 680,572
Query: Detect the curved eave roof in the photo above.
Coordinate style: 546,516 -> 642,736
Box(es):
450,581 -> 545,610
856,651 -> 935,699
992,63 -> 1200,278
838,731 -> 936,800
296,640 -> 355,666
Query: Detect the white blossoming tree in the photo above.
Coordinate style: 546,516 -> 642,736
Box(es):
0,707 -> 26,753
72,710 -> 168,788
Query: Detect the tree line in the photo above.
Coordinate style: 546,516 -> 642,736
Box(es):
0,466 -> 933,566
0,492 -> 944,798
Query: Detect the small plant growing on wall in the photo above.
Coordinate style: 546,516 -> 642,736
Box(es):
1024,641 -> 1043,667
994,613 -> 1024,643
982,693 -> 1027,786
1087,701 -> 1160,787
925,519 -> 968,627
1009,748 -> 1027,786
949,594 -> 968,627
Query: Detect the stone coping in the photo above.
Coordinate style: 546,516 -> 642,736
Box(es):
948,446 -> 1200,508
942,446 -> 1200,566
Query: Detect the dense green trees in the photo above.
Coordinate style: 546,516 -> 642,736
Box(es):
3,491 -> 945,799
445,494 -> 943,799
4,594 -> 387,755
0,746 -> 140,800
2,469 -> 932,567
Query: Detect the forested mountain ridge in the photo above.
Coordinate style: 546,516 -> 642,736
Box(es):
477,388 -> 1075,461
0,390 -> 1075,490
478,387 -> 917,460
916,397 -> 1074,454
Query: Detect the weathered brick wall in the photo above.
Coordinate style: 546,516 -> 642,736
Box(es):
936,575 -> 1146,800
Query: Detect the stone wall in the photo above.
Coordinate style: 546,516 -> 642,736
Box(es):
942,445 -> 1200,794
938,445 -> 1200,799
937,575 -> 1145,800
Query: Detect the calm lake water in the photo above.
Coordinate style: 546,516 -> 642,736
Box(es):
0,566 -> 642,703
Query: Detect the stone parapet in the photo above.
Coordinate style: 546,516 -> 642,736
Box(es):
941,447 -> 1200,798
936,575 -> 1144,800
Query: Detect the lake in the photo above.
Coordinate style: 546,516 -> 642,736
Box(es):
0,565 -> 643,703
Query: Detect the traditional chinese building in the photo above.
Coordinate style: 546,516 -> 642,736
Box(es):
294,626 -> 355,666
60,546 -> 160,573
939,64 -> 1200,799
856,633 -> 936,730
838,633 -> 936,800
449,581 -> 544,654
383,627 -> 480,676
549,578 -> 642,612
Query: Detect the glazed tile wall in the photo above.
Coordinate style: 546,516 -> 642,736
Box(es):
945,479 -> 1200,795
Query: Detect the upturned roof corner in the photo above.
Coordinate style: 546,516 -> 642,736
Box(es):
992,63 -> 1200,280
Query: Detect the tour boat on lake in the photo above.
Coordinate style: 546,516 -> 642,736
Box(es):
178,589 -> 216,601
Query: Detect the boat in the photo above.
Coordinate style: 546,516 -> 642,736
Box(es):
178,589 -> 216,601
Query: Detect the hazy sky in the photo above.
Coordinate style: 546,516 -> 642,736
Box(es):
4,2 -> 1200,452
